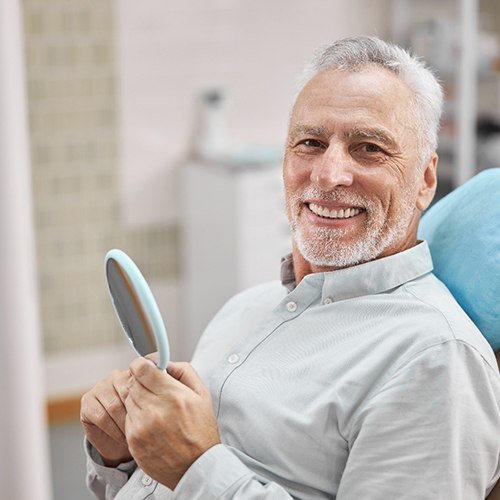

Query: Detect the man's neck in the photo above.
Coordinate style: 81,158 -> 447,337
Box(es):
291,245 -> 336,285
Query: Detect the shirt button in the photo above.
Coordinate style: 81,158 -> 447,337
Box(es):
323,297 -> 333,305
227,353 -> 240,364
142,475 -> 153,486
286,301 -> 297,312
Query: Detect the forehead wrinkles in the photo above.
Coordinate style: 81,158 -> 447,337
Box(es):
289,72 -> 418,149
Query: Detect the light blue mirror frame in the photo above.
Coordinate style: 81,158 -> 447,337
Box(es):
105,249 -> 169,370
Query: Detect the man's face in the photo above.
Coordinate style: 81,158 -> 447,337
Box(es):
283,66 -> 437,270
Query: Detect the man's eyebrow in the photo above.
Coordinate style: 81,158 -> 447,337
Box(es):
289,124 -> 400,151
289,124 -> 329,138
344,127 -> 398,149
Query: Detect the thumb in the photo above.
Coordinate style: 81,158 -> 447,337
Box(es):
167,361 -> 206,395
144,352 -> 159,365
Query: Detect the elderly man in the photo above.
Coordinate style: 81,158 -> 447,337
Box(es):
81,36 -> 500,499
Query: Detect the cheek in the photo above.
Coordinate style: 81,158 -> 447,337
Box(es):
283,154 -> 312,192
283,159 -> 302,199
384,183 -> 419,223
283,164 -> 308,223
371,161 -> 416,209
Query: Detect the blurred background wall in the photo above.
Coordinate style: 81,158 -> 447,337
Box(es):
3,0 -> 499,498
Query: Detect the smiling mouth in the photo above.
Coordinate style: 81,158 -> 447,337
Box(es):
308,203 -> 363,219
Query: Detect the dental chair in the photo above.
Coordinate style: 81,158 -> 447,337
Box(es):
418,167 -> 500,499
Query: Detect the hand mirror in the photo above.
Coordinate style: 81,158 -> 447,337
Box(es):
105,249 -> 169,370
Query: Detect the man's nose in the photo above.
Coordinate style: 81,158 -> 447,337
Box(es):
310,145 -> 354,190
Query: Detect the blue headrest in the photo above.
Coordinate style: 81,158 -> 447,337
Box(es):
418,168 -> 500,351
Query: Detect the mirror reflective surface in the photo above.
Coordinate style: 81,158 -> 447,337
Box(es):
105,249 -> 169,369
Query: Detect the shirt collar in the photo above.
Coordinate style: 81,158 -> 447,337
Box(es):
280,241 -> 434,301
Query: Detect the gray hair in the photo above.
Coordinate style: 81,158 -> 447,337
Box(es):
296,36 -> 444,160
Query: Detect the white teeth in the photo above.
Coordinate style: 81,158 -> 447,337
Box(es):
309,203 -> 361,219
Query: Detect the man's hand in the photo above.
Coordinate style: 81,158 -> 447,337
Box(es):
80,369 -> 133,467
125,359 -> 221,490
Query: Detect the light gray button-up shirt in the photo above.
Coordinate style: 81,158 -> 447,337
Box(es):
86,242 -> 500,499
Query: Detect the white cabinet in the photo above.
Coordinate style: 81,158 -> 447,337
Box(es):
180,161 -> 290,359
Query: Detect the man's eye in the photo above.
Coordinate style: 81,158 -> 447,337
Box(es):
298,139 -> 324,148
359,143 -> 383,153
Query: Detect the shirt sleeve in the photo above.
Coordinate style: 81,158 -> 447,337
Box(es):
337,340 -> 500,499
84,438 -> 137,500
172,444 -> 295,499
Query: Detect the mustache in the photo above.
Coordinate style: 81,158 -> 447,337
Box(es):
297,187 -> 371,208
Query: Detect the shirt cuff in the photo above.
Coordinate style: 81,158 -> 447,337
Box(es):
172,444 -> 253,499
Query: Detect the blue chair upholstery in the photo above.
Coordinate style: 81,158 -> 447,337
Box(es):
418,168 -> 500,352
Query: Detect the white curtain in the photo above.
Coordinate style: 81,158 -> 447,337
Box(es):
0,1 -> 52,498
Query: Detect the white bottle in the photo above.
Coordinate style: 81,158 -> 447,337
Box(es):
189,88 -> 231,163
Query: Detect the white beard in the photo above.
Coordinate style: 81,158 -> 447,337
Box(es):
286,186 -> 417,269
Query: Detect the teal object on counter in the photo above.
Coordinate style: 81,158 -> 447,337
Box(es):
419,168 -> 500,351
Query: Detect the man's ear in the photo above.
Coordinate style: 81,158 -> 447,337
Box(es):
416,153 -> 438,211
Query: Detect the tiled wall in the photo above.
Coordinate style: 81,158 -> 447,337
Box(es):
22,0 -> 177,354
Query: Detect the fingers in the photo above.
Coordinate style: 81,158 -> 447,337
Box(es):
80,370 -> 130,444
129,358 -> 206,396
82,395 -> 127,445
167,361 -> 207,396
129,357 -> 167,395
114,370 -> 132,404
126,359 -> 209,422
94,390 -> 127,436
